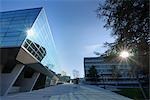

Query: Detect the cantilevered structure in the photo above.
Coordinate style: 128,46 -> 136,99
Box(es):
0,7 -> 59,96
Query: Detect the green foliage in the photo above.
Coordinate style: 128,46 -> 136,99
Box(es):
97,0 -> 149,74
97,0 -> 149,47
88,66 -> 98,77
115,88 -> 145,100
111,65 -> 121,78
88,66 -> 99,82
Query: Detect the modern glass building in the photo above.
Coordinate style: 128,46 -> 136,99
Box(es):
84,57 -> 139,88
0,7 -> 59,96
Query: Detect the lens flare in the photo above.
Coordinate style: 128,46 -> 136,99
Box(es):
120,51 -> 130,59
27,29 -> 34,36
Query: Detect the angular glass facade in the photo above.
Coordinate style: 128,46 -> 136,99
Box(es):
0,8 -> 41,47
0,7 -> 59,72
25,8 -> 59,71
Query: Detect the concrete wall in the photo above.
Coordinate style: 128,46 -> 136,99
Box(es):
1,63 -> 44,96
1,64 -> 25,96
0,48 -> 58,96
20,72 -> 40,92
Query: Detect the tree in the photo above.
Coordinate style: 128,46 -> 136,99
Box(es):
97,0 -> 149,75
87,65 -> 99,83
112,65 -> 121,86
61,71 -> 67,76
72,69 -> 79,79
97,0 -> 149,98
72,69 -> 80,84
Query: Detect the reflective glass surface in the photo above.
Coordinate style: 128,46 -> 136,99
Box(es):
0,8 -> 42,47
23,8 -> 59,72
23,39 -> 46,61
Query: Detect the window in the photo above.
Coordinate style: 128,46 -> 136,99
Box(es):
23,42 -> 28,48
22,39 -> 46,62
27,46 -> 32,53
1,41 -> 20,47
26,39 -> 31,44
3,36 -> 18,41
0,33 -> 6,37
30,43 -> 38,52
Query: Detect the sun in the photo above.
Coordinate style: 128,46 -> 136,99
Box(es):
27,29 -> 34,36
119,50 -> 130,59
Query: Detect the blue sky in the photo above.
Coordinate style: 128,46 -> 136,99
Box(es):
1,0 -> 114,78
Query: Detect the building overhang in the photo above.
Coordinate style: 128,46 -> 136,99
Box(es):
16,47 -> 58,79
16,47 -> 38,64
27,63 -> 58,79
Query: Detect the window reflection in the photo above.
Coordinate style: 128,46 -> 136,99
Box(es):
23,39 -> 46,62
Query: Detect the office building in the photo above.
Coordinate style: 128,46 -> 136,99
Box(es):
84,57 -> 138,87
0,7 -> 59,96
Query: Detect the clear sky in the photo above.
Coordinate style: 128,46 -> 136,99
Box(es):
1,0 -> 114,78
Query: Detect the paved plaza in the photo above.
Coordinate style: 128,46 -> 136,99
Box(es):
1,84 -> 132,100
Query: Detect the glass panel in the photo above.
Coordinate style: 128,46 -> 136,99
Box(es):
12,16 -> 26,20
23,42 -> 28,48
0,17 -> 12,21
27,46 -> 32,53
0,33 -> 6,37
0,8 -> 41,48
1,41 -> 20,47
2,37 -> 18,41
25,8 -> 60,72
5,32 -> 21,36
30,43 -> 38,52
